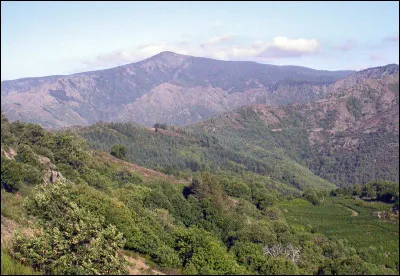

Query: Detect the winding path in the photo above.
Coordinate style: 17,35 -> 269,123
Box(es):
346,206 -> 359,217
335,204 -> 359,217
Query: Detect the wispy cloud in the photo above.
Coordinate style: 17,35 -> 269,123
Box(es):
200,34 -> 235,47
82,50 -> 136,67
369,53 -> 384,61
82,43 -> 170,69
383,35 -> 399,42
335,39 -> 357,51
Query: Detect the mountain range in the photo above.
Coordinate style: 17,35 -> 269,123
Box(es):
71,61 -> 399,186
1,51 -> 354,128
1,52 -> 398,186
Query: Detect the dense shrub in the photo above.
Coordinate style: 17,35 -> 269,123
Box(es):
13,180 -> 127,275
110,144 -> 128,160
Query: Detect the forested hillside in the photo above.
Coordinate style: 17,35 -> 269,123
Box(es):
1,112 -> 398,275
77,120 -> 335,195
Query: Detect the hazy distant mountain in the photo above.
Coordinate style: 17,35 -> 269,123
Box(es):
1,51 -> 354,128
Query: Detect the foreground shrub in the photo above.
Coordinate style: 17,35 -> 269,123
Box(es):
12,180 -> 127,275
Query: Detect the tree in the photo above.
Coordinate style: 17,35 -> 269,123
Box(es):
1,156 -> 42,192
15,144 -> 42,169
154,123 -> 167,131
49,131 -> 90,169
263,243 -> 301,264
352,184 -> 363,197
303,188 -> 322,205
1,156 -> 23,192
110,144 -> 128,160
1,112 -> 16,145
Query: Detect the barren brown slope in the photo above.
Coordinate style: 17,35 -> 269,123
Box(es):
92,151 -> 189,185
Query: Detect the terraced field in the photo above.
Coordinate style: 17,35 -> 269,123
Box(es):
279,197 -> 399,269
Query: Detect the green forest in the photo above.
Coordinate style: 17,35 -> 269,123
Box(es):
1,112 -> 399,275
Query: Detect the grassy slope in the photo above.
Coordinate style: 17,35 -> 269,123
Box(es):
1,249 -> 39,275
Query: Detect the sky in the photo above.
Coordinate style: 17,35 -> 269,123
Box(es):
1,1 -> 399,81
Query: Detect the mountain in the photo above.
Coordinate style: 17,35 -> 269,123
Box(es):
189,64 -> 399,185
1,51 -> 354,129
77,64 -> 399,187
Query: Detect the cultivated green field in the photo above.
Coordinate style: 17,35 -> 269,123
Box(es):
279,197 -> 399,269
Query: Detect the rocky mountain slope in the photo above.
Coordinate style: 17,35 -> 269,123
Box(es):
191,64 -> 399,185
1,51 -> 353,128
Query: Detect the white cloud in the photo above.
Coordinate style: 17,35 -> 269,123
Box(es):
271,37 -> 320,53
229,46 -> 261,58
257,37 -> 320,58
136,43 -> 169,55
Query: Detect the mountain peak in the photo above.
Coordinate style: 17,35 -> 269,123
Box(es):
140,51 -> 190,69
156,50 -> 180,56
150,51 -> 187,60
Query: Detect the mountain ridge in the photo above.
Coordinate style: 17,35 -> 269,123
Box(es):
1,51 -> 358,128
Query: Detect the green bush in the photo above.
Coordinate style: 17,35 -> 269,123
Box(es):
1,157 -> 23,192
151,245 -> 180,268
31,146 -> 55,164
20,164 -> 42,186
1,157 -> 41,192
220,178 -> 250,198
260,256 -> 299,275
172,226 -> 245,274
110,144 -> 128,160
346,96 -> 362,119
13,180 -> 127,275
49,131 -> 90,169
231,241 -> 266,273
15,144 -> 43,169
112,168 -> 143,187
237,220 -> 276,245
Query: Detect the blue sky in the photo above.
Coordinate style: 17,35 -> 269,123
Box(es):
1,1 -> 399,80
